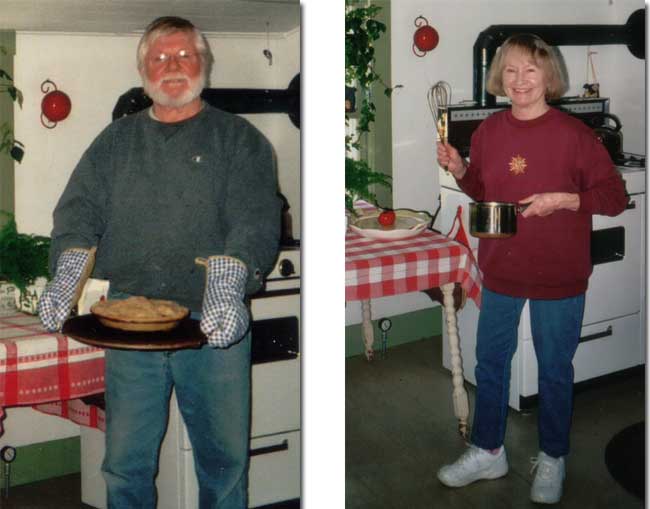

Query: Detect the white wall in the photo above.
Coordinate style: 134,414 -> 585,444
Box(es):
347,0 -> 645,327
0,407 -> 81,447
13,29 -> 300,237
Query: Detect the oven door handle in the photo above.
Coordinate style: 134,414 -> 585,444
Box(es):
250,439 -> 289,457
579,325 -> 613,344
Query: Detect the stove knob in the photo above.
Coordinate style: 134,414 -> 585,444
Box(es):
279,259 -> 295,277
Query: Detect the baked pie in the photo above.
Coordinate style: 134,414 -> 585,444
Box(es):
91,296 -> 189,331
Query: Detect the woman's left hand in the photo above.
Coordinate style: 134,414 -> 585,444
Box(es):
519,192 -> 580,217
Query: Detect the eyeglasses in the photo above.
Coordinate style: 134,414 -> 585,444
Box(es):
149,49 -> 198,66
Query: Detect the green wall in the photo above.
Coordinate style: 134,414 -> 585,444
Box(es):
0,30 -> 15,220
346,305 -> 442,357
368,0 -> 392,209
7,437 -> 80,487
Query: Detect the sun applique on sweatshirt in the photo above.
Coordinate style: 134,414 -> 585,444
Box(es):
509,155 -> 527,175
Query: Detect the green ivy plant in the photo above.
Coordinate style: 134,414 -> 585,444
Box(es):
0,45 -> 24,163
0,211 -> 50,293
345,1 -> 393,212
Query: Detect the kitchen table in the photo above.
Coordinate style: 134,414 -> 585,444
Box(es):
346,214 -> 482,437
0,313 -> 106,433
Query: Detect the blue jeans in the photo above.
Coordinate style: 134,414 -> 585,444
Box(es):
470,287 -> 585,458
101,307 -> 251,508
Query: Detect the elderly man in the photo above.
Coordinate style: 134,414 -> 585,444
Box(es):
37,16 -> 280,509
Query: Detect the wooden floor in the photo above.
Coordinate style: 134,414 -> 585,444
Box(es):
346,336 -> 645,509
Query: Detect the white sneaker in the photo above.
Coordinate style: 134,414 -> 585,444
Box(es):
530,451 -> 565,504
437,445 -> 509,487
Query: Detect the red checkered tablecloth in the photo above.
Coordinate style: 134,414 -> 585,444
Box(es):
0,313 -> 106,433
345,229 -> 482,306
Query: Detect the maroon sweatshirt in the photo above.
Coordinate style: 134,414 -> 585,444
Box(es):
456,107 -> 628,299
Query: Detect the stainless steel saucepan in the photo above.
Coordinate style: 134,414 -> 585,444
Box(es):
469,201 -> 529,239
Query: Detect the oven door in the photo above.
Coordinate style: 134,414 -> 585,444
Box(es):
583,195 -> 644,326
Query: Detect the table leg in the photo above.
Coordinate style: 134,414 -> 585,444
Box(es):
361,300 -> 375,360
441,282 -> 469,439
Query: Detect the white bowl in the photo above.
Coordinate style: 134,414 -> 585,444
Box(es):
348,209 -> 432,240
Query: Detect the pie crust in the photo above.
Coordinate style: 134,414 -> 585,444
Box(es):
91,296 -> 189,331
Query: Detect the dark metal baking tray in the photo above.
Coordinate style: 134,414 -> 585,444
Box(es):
62,315 -> 206,351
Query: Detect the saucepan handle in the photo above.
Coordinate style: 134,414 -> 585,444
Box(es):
516,203 -> 530,214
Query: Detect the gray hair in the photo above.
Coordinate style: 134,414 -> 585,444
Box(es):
137,16 -> 213,79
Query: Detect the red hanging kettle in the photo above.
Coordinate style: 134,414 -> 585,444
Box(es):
413,16 -> 439,57
41,80 -> 71,128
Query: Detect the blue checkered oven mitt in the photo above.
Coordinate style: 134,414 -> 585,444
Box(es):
197,256 -> 250,348
37,248 -> 93,332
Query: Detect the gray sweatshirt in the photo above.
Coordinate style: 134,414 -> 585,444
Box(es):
50,105 -> 281,311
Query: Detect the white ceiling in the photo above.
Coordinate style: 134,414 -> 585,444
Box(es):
0,0 -> 300,35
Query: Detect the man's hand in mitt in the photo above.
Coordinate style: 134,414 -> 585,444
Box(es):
197,256 -> 250,348
38,247 -> 95,331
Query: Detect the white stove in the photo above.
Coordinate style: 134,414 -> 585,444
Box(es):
439,156 -> 646,410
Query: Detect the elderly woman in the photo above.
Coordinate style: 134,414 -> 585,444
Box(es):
435,34 -> 627,504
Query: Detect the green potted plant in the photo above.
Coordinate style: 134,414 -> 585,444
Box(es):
345,1 -> 393,213
0,211 -> 50,314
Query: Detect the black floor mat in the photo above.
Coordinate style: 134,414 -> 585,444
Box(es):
604,421 -> 645,500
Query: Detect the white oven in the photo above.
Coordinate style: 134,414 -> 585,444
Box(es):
439,159 -> 646,411
79,247 -> 301,508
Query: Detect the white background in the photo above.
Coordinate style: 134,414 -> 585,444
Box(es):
302,1 -> 345,507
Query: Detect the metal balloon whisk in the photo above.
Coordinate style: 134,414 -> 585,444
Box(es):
427,80 -> 452,144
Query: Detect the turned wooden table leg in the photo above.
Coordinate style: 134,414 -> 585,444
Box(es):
441,282 -> 469,439
361,300 -> 375,361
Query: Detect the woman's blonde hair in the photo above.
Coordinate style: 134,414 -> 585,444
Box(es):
486,33 -> 568,100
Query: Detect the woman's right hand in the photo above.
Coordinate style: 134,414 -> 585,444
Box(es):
437,141 -> 466,179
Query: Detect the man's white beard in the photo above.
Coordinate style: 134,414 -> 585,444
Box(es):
143,72 -> 205,108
